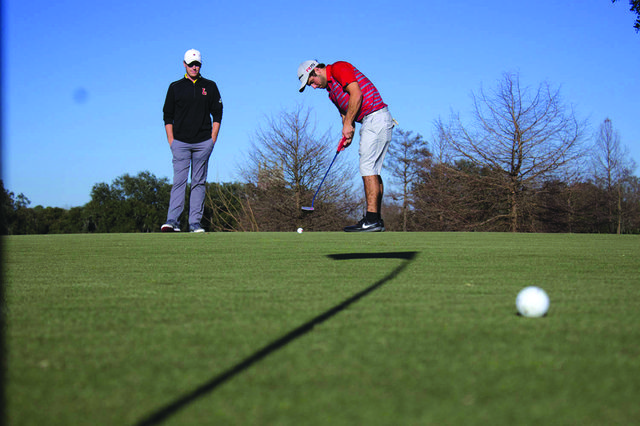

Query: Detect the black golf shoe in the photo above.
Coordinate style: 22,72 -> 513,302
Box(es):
343,217 -> 385,232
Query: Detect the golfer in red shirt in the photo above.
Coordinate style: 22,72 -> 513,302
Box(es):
298,60 -> 395,232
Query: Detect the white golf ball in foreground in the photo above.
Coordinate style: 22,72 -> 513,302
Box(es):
297,228 -> 303,233
516,286 -> 550,318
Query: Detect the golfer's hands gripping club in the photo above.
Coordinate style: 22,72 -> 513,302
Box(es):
337,135 -> 348,152
341,123 -> 355,150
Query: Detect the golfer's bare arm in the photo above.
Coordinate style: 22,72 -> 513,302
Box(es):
341,82 -> 362,148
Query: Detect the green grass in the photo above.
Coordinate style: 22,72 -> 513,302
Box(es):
4,232 -> 640,425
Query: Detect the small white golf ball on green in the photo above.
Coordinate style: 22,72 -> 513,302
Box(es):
516,286 -> 549,318
297,228 -> 303,233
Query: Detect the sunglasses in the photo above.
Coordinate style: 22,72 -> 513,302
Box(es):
186,62 -> 201,68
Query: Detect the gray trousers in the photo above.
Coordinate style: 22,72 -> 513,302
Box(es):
167,139 -> 215,226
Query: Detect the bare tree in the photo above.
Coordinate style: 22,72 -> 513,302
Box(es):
239,105 -> 358,231
204,182 -> 259,232
386,129 -> 429,231
415,126 -> 495,232
438,72 -> 587,232
592,118 -> 636,234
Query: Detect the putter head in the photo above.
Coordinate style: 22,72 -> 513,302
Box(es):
301,206 -> 314,211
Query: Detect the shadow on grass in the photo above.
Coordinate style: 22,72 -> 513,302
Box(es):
135,251 -> 419,426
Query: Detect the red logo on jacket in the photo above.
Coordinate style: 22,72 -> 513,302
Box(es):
202,88 -> 207,96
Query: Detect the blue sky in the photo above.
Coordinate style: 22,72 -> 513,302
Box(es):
3,0 -> 639,208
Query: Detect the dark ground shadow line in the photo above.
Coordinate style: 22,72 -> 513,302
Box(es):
135,251 -> 419,426
327,251 -> 417,261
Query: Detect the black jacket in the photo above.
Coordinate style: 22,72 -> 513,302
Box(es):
163,76 -> 223,143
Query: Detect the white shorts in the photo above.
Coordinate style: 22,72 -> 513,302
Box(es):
358,107 -> 395,176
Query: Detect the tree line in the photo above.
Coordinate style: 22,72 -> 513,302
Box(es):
385,73 -> 638,233
2,74 -> 639,235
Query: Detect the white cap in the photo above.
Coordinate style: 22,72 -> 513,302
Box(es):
298,60 -> 318,92
184,49 -> 202,64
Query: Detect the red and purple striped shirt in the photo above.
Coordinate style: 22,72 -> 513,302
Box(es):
325,62 -> 387,123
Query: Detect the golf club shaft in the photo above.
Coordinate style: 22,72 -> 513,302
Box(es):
304,137 -> 347,210
309,150 -> 340,206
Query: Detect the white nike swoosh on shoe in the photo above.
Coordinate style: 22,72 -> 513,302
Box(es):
361,223 -> 378,229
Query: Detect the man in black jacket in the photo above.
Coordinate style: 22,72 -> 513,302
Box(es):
162,49 -> 223,233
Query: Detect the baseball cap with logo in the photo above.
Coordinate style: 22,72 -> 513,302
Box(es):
298,60 -> 319,92
184,49 -> 202,64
